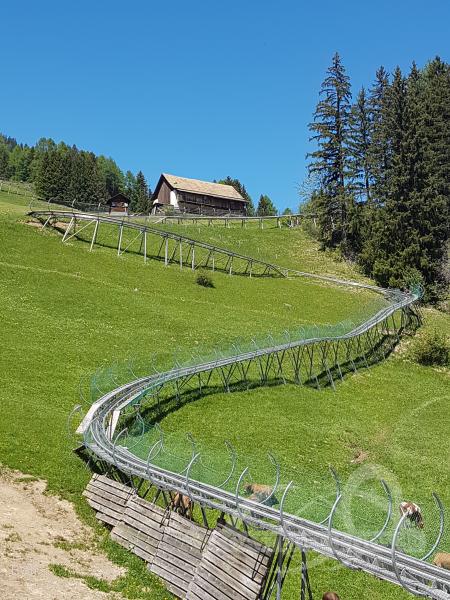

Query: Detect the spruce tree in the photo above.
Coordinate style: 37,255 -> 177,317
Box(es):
218,176 -> 255,215
419,57 -> 450,297
97,155 -> 125,197
130,171 -> 150,213
308,52 -> 352,248
348,87 -> 372,202
124,171 -> 136,199
368,66 -> 391,205
361,63 -> 449,298
0,144 -> 10,179
67,150 -> 106,206
256,194 -> 277,216
34,142 -> 69,201
360,67 -> 409,285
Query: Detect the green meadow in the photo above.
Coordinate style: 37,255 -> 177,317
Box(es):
0,190 -> 448,599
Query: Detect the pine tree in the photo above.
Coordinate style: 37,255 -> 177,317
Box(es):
130,171 -> 150,213
308,52 -> 352,247
67,150 -> 106,206
218,176 -> 255,215
97,155 -> 125,197
34,142 -> 69,201
256,194 -> 277,216
418,57 -> 450,297
124,171 -> 136,199
360,67 -> 409,285
368,66 -> 391,205
348,87 -> 372,202
423,57 -> 450,213
0,144 -> 11,179
361,63 -> 449,298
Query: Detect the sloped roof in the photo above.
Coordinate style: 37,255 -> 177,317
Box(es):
107,192 -> 130,204
160,173 -> 246,202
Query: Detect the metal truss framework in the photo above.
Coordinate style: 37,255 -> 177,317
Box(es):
31,209 -> 289,277
30,209 -> 450,599
29,197 -> 310,228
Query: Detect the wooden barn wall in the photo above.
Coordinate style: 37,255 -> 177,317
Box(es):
157,180 -> 172,205
178,192 -> 246,215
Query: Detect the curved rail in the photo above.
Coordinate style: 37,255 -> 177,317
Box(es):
29,209 -> 450,598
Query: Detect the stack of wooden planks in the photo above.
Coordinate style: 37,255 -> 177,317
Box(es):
149,511 -> 212,598
84,475 -> 274,599
82,474 -> 134,526
111,494 -> 167,563
186,522 -> 273,600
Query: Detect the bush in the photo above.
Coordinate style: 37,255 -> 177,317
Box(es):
196,272 -> 214,288
408,330 -> 449,367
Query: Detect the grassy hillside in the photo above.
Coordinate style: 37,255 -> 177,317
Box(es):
0,190 -> 448,599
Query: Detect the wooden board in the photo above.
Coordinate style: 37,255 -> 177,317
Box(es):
186,525 -> 273,600
82,474 -> 134,526
111,495 -> 167,564
149,512 -> 211,599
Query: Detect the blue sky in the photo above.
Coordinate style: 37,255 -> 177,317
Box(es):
1,0 -> 449,210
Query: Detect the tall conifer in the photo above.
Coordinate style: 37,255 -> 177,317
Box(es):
368,66 -> 391,205
308,52 -> 352,247
348,87 -> 372,202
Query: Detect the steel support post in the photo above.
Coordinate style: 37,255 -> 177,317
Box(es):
89,219 -> 99,251
164,237 -> 168,266
42,214 -> 53,228
345,338 -> 358,372
290,346 -> 302,384
356,334 -> 369,368
333,340 -> 344,381
62,217 -> 75,242
276,535 -> 283,600
300,550 -> 313,600
320,342 -> 336,390
117,223 -> 124,256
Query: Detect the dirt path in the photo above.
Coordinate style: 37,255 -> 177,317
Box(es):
0,467 -> 125,600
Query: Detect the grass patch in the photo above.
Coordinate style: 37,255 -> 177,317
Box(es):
49,564 -> 111,593
14,475 -> 40,483
53,538 -> 89,552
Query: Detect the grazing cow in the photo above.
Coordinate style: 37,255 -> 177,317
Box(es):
170,492 -> 193,519
322,593 -> 341,600
433,553 -> 450,570
400,501 -> 424,529
244,483 -> 279,506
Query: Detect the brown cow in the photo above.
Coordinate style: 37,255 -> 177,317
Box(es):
170,492 -> 193,519
400,501 -> 424,529
322,593 -> 340,600
433,553 -> 450,570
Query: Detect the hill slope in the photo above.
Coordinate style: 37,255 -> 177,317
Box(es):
0,190 -> 448,600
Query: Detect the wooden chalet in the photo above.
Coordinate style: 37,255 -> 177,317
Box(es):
107,192 -> 129,214
151,173 -> 248,215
